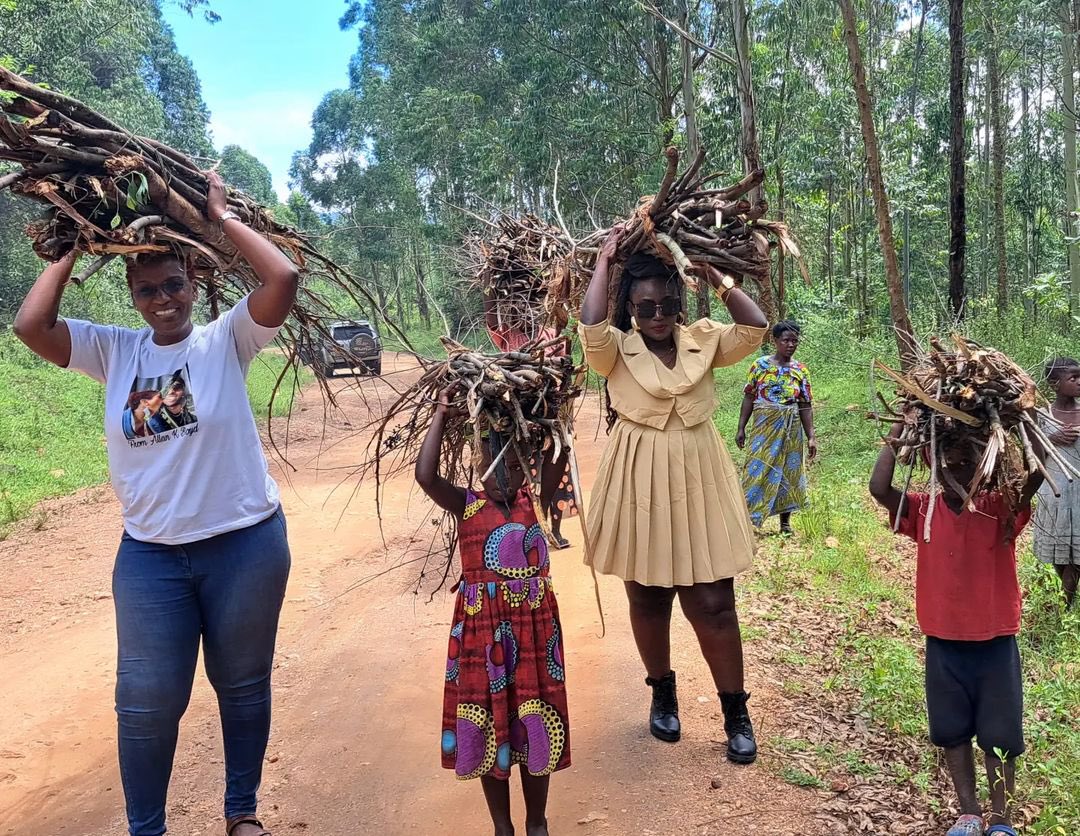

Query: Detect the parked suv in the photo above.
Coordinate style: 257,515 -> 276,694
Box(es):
303,320 -> 383,377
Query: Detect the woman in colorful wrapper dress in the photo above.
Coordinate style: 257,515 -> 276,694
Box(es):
416,387 -> 570,836
735,320 -> 817,535
578,226 -> 768,765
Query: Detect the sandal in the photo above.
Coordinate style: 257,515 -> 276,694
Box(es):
985,826 -> 1018,836
945,815 -> 984,836
227,815 -> 271,836
553,535 -> 571,550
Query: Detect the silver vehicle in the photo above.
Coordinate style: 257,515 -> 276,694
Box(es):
303,320 -> 382,377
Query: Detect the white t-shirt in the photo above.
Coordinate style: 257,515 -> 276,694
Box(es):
65,296 -> 281,544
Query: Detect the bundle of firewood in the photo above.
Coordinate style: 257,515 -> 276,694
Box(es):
358,335 -> 584,591
459,214 -> 576,330
370,336 -> 580,500
874,335 -> 1080,538
460,146 -> 806,326
0,67 -> 407,402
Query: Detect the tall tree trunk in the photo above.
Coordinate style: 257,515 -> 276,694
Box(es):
731,0 -> 763,199
1035,18 -> 1047,280
843,174 -> 853,317
1021,71 -> 1032,289
948,0 -> 967,321
826,177 -> 835,303
393,261 -> 404,325
731,0 -> 774,321
773,27 -> 794,320
678,0 -> 711,321
988,12 -> 1008,312
371,260 -> 387,314
653,19 -> 677,147
838,0 -> 918,368
412,240 -> 431,329
904,0 -> 928,310
1062,1 -> 1080,318
979,58 -> 991,297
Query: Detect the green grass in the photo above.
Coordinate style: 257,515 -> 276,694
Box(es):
247,349 -> 308,420
0,337 -> 109,529
710,315 -> 1080,832
0,334 -> 306,532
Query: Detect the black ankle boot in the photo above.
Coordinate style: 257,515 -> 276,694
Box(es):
645,671 -> 681,742
719,690 -> 757,764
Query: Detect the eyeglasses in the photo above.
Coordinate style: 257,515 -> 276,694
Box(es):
634,297 -> 681,320
132,278 -> 189,301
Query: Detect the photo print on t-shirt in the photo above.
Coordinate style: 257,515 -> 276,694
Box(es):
122,366 -> 198,445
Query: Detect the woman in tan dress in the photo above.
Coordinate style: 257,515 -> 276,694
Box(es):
579,227 -> 768,764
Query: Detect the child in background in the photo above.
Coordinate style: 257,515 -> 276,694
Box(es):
484,293 -> 577,548
1034,357 -> 1080,607
870,423 -> 1043,836
416,388 -> 571,836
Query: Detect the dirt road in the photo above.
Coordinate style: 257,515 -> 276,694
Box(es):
0,354 -> 827,835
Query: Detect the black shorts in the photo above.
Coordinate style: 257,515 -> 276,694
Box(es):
925,635 -> 1025,757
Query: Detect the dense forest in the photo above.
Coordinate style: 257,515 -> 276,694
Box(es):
3,0 -> 1080,354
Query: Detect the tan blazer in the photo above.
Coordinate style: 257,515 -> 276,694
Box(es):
579,319 -> 766,430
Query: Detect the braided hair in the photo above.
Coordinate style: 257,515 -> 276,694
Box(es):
603,252 -> 684,432
484,426 -> 512,500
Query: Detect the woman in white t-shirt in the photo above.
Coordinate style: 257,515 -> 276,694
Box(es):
14,172 -> 297,836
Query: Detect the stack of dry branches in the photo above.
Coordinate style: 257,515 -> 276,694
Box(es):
873,335 -> 1080,539
359,335 -> 583,591
370,337 -> 580,504
459,214 -> 574,330
0,67 -> 407,407
461,146 -> 806,325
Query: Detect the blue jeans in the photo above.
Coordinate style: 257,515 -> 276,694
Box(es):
112,508 -> 291,836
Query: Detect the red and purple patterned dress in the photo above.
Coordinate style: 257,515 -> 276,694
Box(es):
441,488 -> 571,780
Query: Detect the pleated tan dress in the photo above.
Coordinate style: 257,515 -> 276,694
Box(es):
579,319 -> 767,587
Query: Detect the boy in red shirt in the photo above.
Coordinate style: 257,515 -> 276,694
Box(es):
870,422 -> 1043,836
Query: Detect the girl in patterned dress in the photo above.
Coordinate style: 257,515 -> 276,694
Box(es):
416,387 -> 571,836
735,320 -> 817,534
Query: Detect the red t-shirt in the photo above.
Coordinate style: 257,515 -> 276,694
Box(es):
893,492 -> 1029,641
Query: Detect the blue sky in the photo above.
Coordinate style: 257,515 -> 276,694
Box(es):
163,1 -> 360,200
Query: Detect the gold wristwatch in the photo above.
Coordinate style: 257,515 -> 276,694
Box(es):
716,273 -> 737,300
218,210 -> 241,224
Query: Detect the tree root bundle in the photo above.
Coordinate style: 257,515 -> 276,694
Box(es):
873,335 -> 1080,540
0,67 -> 408,410
361,337 -> 584,592
461,145 -> 807,326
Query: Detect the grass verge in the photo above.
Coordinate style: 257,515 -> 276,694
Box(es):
0,334 -> 305,533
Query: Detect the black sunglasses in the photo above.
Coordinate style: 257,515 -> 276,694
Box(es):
132,278 -> 189,301
634,297 -> 681,320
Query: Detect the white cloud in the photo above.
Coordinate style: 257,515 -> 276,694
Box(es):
208,90 -> 322,202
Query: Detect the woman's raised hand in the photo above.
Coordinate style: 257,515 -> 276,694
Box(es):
599,224 -> 624,261
204,170 -> 228,222
690,262 -> 725,290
